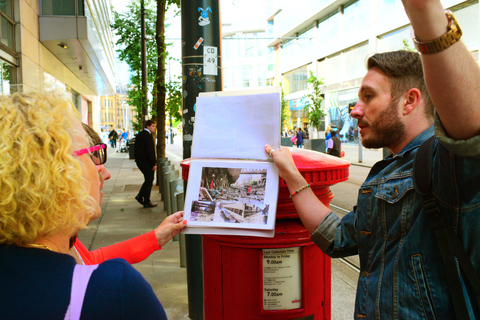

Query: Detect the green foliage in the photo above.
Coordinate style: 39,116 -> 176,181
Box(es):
402,38 -> 415,52
280,85 -> 288,132
303,71 -> 327,131
112,0 -> 179,131
165,76 -> 182,123
112,1 -> 158,129
128,88 -> 144,132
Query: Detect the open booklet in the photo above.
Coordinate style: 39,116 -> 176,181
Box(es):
182,87 -> 281,237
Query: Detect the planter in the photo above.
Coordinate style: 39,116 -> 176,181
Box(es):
304,138 -> 326,153
281,137 -> 294,147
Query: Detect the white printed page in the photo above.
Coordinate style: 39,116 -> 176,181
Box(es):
191,90 -> 281,161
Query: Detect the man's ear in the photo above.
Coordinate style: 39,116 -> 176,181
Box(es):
402,88 -> 422,116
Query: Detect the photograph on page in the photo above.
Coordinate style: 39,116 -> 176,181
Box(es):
183,159 -> 279,232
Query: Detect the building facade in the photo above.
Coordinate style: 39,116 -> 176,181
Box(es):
267,0 -> 479,137
3,0 -> 115,132
221,0 -> 271,90
99,84 -> 137,136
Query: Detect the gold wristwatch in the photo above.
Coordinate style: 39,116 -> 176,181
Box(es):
413,10 -> 462,55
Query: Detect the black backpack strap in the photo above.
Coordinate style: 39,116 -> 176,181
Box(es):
414,136 -> 480,319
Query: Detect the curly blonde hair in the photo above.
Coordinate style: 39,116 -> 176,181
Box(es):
0,91 -> 95,245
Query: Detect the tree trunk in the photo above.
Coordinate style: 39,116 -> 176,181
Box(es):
156,0 -> 167,157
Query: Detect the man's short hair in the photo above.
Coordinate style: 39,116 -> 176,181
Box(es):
145,120 -> 156,128
367,50 -> 434,120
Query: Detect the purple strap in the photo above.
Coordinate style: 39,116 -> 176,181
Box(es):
64,264 -> 99,320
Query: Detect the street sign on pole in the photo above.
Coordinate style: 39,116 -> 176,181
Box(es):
203,46 -> 218,76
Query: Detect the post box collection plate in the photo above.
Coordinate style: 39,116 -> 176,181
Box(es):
262,247 -> 301,310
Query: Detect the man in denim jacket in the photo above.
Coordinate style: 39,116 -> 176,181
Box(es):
266,0 -> 480,318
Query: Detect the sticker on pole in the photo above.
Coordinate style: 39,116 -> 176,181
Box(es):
193,37 -> 204,50
262,247 -> 301,310
203,46 -> 217,76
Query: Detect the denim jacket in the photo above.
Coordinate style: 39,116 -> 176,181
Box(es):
312,121 -> 480,319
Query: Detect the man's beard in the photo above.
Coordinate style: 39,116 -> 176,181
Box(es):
359,99 -> 406,149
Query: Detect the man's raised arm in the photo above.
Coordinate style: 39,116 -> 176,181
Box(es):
402,0 -> 480,140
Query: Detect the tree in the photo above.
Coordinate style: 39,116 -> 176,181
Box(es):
303,71 -> 327,134
112,0 -> 180,160
280,85 -> 288,135
165,77 -> 182,123
112,0 -> 158,131
152,0 -> 179,159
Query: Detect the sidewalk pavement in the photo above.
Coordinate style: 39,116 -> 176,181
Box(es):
77,136 -> 383,320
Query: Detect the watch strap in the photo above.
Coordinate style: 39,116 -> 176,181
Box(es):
413,10 -> 462,55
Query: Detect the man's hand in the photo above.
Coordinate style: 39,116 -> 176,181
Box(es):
152,165 -> 157,171
264,144 -> 332,234
154,211 -> 187,247
264,145 -> 300,181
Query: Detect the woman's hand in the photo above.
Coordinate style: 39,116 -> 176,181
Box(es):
154,211 -> 187,247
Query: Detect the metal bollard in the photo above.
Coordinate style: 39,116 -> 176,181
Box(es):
159,160 -> 171,198
164,170 -> 179,215
160,164 -> 174,202
176,192 -> 187,267
157,157 -> 169,189
169,177 -> 184,215
170,178 -> 184,241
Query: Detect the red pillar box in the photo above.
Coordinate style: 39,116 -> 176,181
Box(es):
181,148 -> 349,320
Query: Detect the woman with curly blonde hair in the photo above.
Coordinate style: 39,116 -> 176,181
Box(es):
0,91 -> 167,319
71,123 -> 186,265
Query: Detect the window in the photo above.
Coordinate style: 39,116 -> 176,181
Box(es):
282,40 -> 296,63
267,47 -> 275,72
0,60 -> 14,94
325,53 -> 341,84
42,0 -> 76,15
267,20 -> 274,37
318,11 -> 340,44
258,64 -> 266,86
343,0 -> 369,33
41,0 -> 85,16
378,26 -> 414,53
1,15 -> 13,48
298,27 -> 314,60
378,0 -> 399,17
0,0 -> 14,50
0,0 -> 13,18
283,65 -> 308,94
452,0 -> 479,50
343,42 -> 369,80
241,65 -> 252,87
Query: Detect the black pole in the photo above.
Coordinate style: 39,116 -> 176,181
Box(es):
169,115 -> 173,144
181,1 -> 222,319
141,0 -> 148,126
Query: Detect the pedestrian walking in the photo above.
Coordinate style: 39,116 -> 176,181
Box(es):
134,120 -> 158,208
108,128 -> 118,148
326,129 -> 341,157
296,127 -> 304,148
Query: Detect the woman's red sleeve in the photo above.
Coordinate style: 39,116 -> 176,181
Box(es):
75,230 -> 161,265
